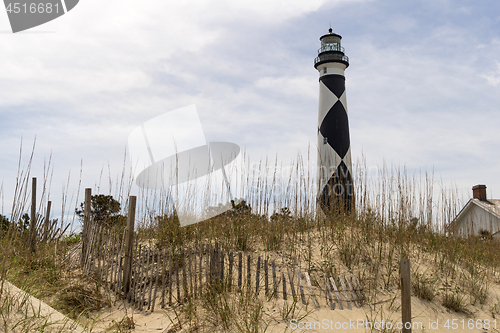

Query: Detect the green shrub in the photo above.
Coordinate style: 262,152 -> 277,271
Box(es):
412,271 -> 436,301
442,292 -> 466,313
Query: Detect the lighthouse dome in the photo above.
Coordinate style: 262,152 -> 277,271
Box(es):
314,29 -> 349,69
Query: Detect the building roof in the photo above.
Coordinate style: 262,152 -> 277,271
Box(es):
474,199 -> 500,218
454,198 -> 500,225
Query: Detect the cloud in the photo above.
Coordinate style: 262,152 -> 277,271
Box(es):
482,62 -> 500,86
254,76 -> 317,98
1,0 -> 500,222
344,21 -> 500,199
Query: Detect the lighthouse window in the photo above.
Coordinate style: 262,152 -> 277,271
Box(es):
323,137 -> 328,144
323,67 -> 327,74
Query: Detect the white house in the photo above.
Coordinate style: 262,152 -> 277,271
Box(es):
452,185 -> 500,238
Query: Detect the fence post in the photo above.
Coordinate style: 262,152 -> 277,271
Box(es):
81,188 -> 92,268
401,259 -> 412,333
29,177 -> 37,252
247,254 -> 251,287
43,200 -> 51,242
238,252 -> 242,288
123,196 -> 137,293
255,256 -> 261,294
272,260 -> 277,298
282,273 -> 287,300
228,251 -> 234,292
264,259 -> 268,296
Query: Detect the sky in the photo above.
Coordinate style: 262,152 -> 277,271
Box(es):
1,0 -> 499,229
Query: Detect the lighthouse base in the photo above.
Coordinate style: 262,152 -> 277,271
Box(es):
317,162 -> 354,216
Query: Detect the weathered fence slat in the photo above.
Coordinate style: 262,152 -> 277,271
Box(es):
264,259 -> 268,296
324,274 -> 335,310
81,189 -> 91,269
168,248 -> 174,305
116,228 -> 126,296
140,247 -> 150,310
160,248 -> 167,308
133,245 -> 141,306
137,246 -> 146,308
198,244 -> 203,297
89,225 -> 99,276
133,240 -> 141,306
282,272 -> 287,300
103,230 -> 109,283
181,247 -> 188,300
84,223 -> 93,274
105,230 -> 112,285
256,256 -> 261,294
115,229 -> 122,293
86,224 -> 93,275
85,225 -> 98,275
350,274 -> 363,303
345,274 -> 359,308
220,250 -> 225,287
103,230 -> 109,282
338,275 -> 352,310
238,252 -> 243,289
123,196 -> 137,294
151,247 -> 161,312
329,276 -> 343,310
211,244 -> 217,286
188,247 -> 193,297
176,253 -> 181,303
272,260 -> 277,298
297,267 -> 306,305
228,251 -> 234,291
147,247 -> 156,310
101,230 -> 107,282
131,245 -> 142,304
304,271 -> 319,309
206,245 -> 211,288
100,230 -> 106,284
247,254 -> 251,287
110,230 -> 116,284
142,246 -> 154,310
160,248 -> 168,308
287,267 -> 296,300
97,229 -> 103,283
109,229 -> 116,291
92,225 -> 100,275
193,246 -> 198,297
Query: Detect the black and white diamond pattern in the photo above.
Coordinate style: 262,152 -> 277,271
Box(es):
318,161 -> 353,214
317,74 -> 354,214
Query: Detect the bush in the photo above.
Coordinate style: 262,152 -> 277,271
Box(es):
442,292 -> 466,313
0,214 -> 10,232
63,233 -> 81,245
75,194 -> 126,229
412,271 -> 436,301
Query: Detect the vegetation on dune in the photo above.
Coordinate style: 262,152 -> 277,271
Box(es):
3,146 -> 500,331
75,194 -> 126,229
0,215 -> 10,232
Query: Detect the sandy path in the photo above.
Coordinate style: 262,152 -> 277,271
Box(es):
1,281 -> 86,333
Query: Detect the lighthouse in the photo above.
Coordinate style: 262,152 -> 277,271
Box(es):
314,29 -> 354,215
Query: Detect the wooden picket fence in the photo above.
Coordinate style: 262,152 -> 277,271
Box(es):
71,190 -> 365,312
